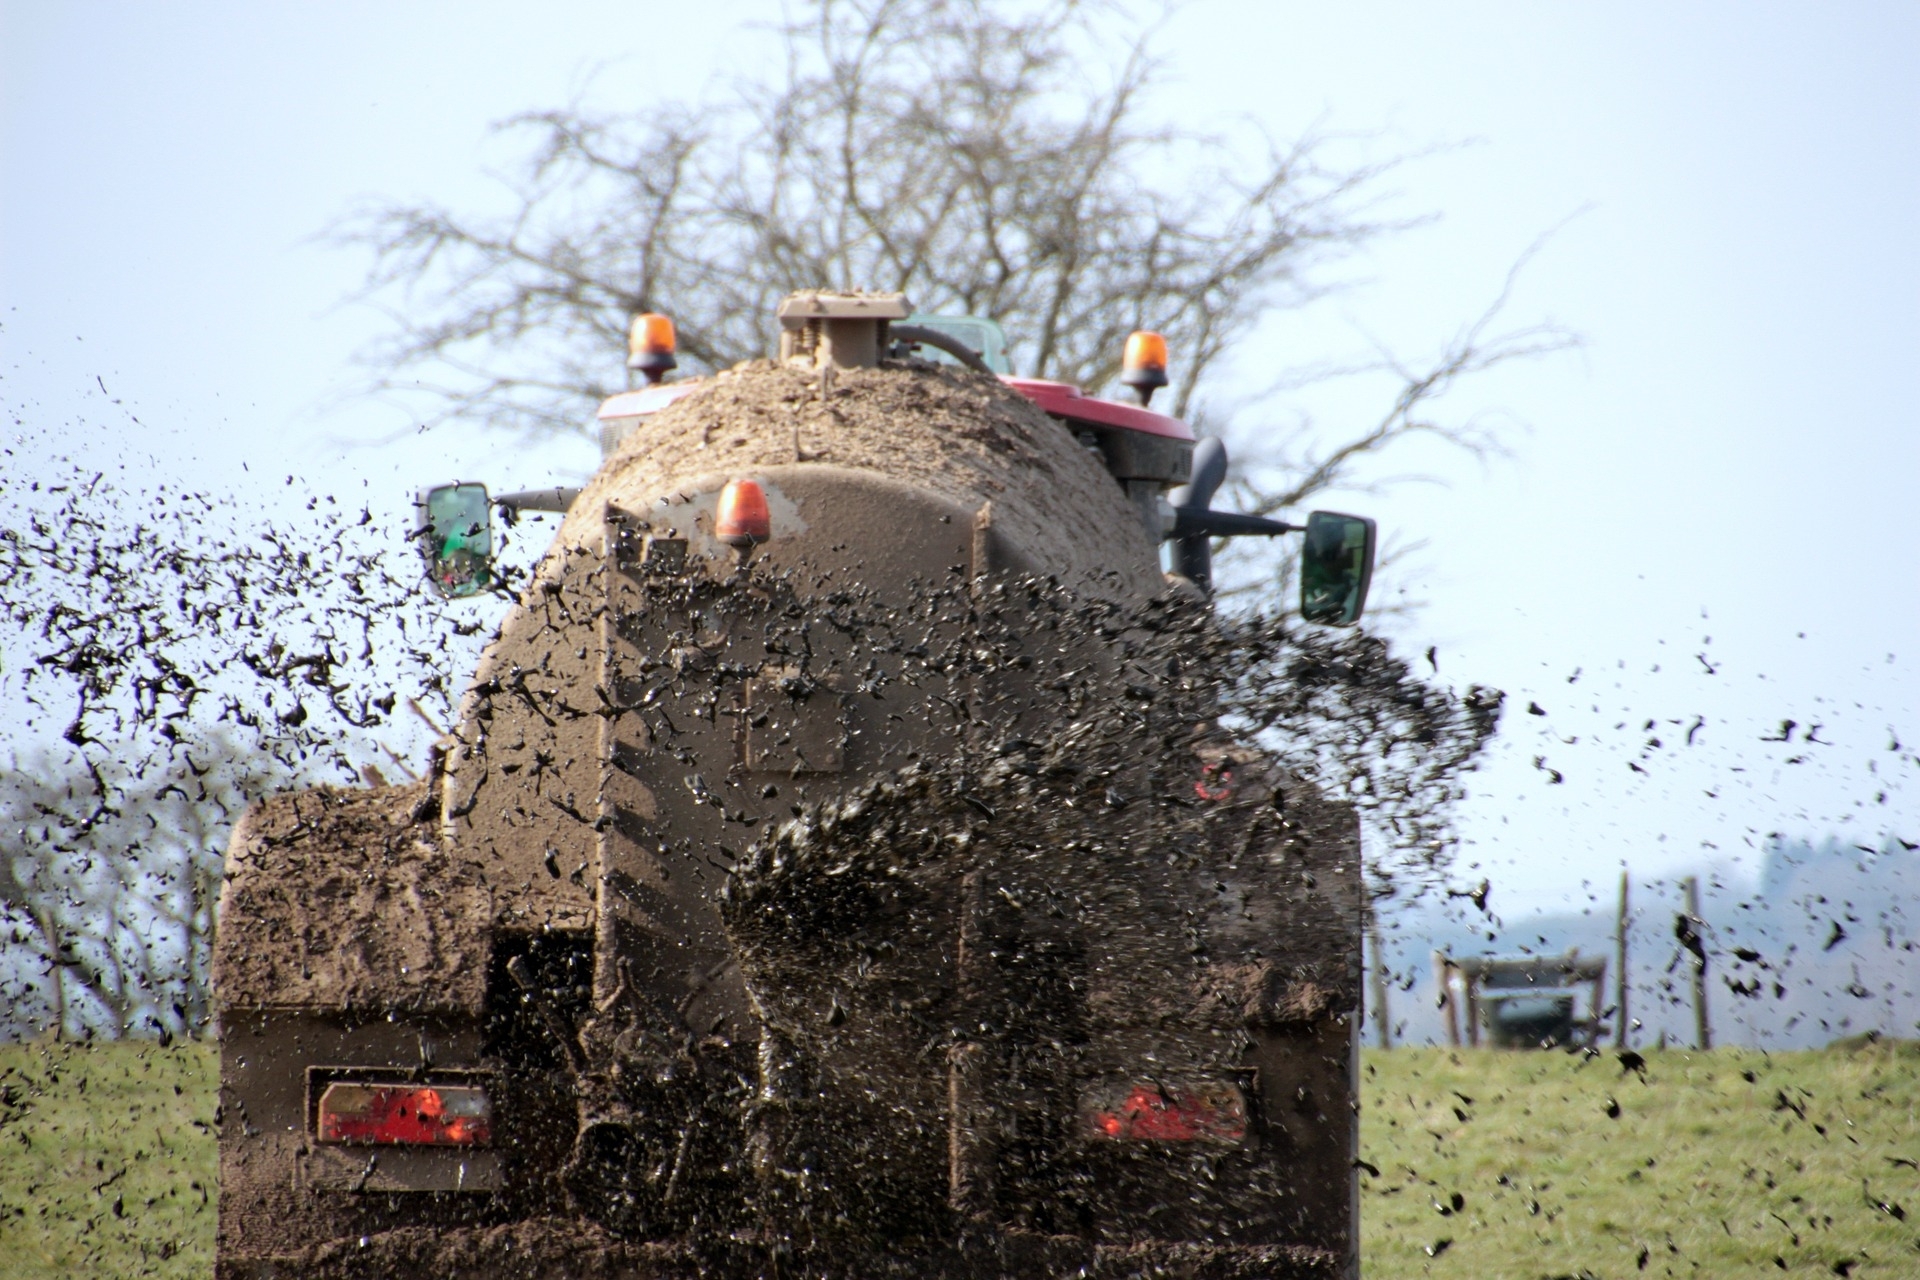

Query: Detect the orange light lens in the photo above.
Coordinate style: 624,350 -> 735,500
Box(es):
1122,330 -> 1168,374
714,479 -> 772,547
630,312 -> 677,357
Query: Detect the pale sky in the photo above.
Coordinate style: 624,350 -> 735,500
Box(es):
4,2 -> 1915,914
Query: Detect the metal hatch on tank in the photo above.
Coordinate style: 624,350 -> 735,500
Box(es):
213,291 -> 1375,1280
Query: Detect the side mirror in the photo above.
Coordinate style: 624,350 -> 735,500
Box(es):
1299,510 -> 1376,625
418,482 -> 493,599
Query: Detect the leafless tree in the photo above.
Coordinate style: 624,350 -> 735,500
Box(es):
339,0 -> 1571,598
0,734 -> 288,1041
1209,237 -> 1579,603
0,450 -> 471,1040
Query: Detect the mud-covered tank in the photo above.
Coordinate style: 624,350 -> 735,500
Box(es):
213,293 -> 1368,1279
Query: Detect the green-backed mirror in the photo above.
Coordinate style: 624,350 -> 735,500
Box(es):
419,482 -> 493,598
1299,510 -> 1376,625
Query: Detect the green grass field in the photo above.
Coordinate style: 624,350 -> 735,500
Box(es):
0,1040 -> 217,1278
0,1040 -> 1913,1277
1359,1040 -> 1920,1278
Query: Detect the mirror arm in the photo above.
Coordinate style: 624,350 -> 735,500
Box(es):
493,487 -> 582,519
1167,509 -> 1297,539
1165,512 -> 1295,596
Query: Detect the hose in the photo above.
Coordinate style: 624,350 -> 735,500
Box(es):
891,324 -> 995,375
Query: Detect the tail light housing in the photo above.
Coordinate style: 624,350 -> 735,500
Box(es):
1083,1080 -> 1248,1144
316,1081 -> 493,1147
1195,760 -> 1235,801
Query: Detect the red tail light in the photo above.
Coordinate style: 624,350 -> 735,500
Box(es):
316,1082 -> 492,1147
1195,760 -> 1234,801
1084,1081 -> 1248,1143
714,478 -> 772,547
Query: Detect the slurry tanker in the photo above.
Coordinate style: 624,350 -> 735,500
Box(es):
214,292 -> 1377,1279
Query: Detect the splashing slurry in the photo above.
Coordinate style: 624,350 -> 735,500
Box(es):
2,359 -> 1511,1277
3,357 -> 1913,1275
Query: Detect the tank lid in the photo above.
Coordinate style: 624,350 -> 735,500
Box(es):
775,291 -> 913,325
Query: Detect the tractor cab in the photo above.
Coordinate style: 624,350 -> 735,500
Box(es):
896,313 -> 1014,374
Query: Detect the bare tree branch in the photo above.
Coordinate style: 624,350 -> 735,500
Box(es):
1207,232 -> 1580,605
333,0 -> 1574,620
332,0 -> 1398,446
1,735 -> 288,1040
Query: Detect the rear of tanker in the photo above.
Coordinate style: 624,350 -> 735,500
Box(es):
211,292 -> 1371,1279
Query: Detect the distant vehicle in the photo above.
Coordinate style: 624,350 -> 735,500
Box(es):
215,291 -> 1375,1278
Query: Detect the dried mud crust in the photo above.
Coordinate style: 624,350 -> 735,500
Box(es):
566,359 -> 1160,588
723,760 -> 1360,1033
244,1219 -> 678,1280
214,781 -> 492,1015
712,733 -> 1360,1248
251,1221 -> 1343,1279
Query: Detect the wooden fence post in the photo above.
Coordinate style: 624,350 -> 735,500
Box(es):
1615,871 -> 1631,1048
1684,875 -> 1711,1050
1367,904 -> 1390,1049
1435,951 -> 1460,1047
